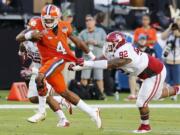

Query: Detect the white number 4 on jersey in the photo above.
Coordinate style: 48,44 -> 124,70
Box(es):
56,41 -> 67,54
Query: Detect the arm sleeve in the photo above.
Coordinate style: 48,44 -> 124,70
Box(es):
67,22 -> 73,37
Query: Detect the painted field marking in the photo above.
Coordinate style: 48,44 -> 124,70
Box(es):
0,104 -> 180,109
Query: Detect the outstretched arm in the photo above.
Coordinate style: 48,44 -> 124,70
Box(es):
84,58 -> 132,69
71,57 -> 132,71
107,57 -> 132,69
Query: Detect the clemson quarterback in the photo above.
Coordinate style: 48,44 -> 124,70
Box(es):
16,4 -> 101,128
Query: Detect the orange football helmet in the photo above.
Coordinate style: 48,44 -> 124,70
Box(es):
41,4 -> 61,29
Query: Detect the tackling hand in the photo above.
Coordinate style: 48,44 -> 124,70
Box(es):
76,58 -> 84,66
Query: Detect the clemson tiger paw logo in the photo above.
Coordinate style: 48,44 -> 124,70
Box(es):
30,20 -> 37,27
62,26 -> 68,33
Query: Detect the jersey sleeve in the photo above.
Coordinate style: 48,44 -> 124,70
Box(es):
66,22 -> 73,37
28,17 -> 41,30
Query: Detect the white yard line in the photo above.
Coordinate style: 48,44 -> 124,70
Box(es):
0,104 -> 180,109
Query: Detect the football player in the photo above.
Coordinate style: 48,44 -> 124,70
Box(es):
18,40 -> 72,127
71,31 -> 180,133
16,4 -> 101,128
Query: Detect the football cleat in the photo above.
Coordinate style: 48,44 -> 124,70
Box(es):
57,118 -> 70,127
133,124 -> 151,134
27,112 -> 46,123
91,108 -> 102,129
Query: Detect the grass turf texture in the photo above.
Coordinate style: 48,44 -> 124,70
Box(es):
0,90 -> 180,135
1,90 -> 180,104
0,108 -> 180,135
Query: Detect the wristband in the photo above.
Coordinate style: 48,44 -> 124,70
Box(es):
24,31 -> 33,40
87,51 -> 96,60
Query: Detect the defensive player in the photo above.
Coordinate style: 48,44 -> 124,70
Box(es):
18,40 -> 72,127
72,31 -> 180,133
16,4 -> 101,128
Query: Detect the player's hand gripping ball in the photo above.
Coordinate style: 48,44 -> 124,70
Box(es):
31,30 -> 43,41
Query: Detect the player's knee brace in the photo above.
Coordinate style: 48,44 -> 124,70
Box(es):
35,74 -> 48,96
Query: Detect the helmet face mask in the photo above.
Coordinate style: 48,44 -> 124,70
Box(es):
41,4 -> 61,29
41,15 -> 59,29
103,42 -> 114,59
106,42 -> 114,52
106,41 -> 118,52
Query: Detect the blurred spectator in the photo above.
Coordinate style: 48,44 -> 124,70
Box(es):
95,12 -> 108,33
79,14 -> 106,99
136,34 -> 156,56
134,14 -> 157,48
0,0 -> 22,13
161,17 -> 180,40
162,23 -> 180,98
125,76 -> 138,101
62,9 -> 74,23
0,0 -> 14,13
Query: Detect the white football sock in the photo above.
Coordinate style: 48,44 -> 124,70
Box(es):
53,96 -> 63,104
38,96 -> 46,114
77,99 -> 94,117
56,109 -> 66,120
141,120 -> 149,125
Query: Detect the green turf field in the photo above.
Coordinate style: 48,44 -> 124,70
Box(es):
0,90 -> 180,135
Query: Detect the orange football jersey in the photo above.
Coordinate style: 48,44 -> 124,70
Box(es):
28,17 -> 77,64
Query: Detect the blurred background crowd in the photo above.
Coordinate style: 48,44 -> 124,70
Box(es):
0,0 -> 180,101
